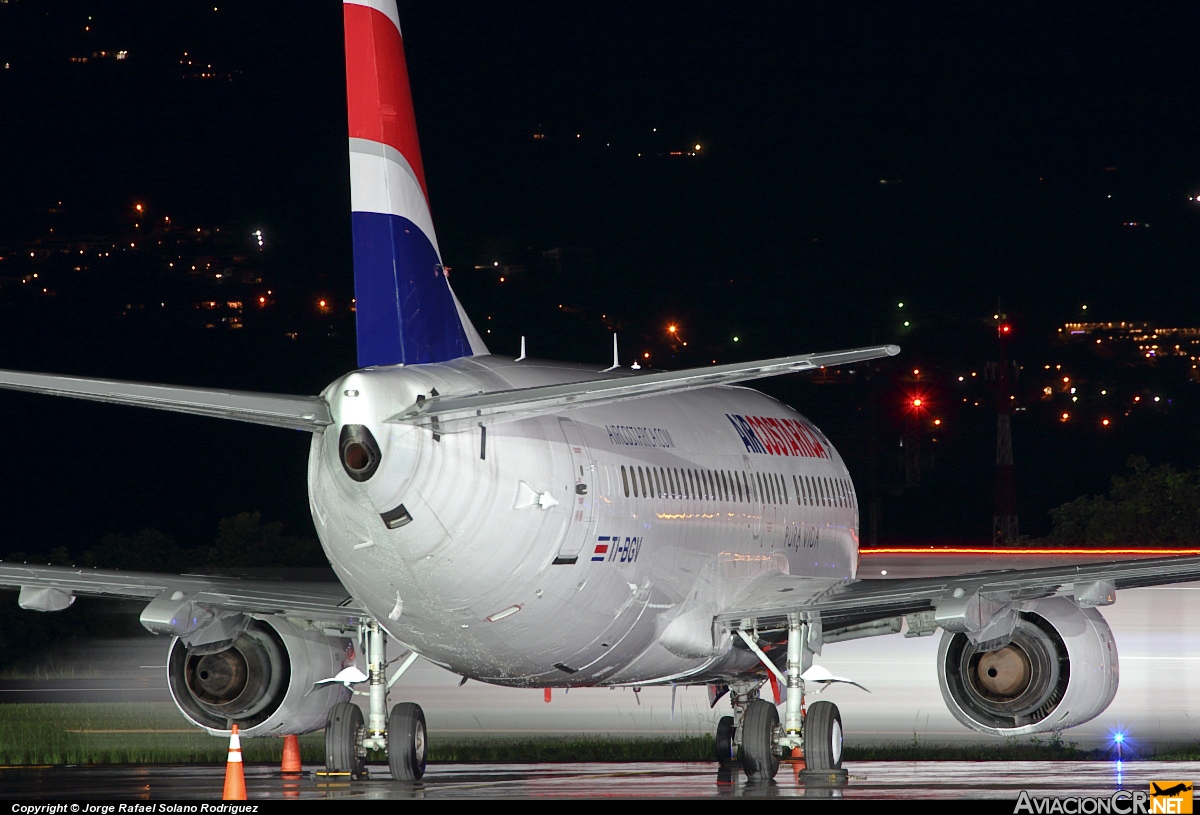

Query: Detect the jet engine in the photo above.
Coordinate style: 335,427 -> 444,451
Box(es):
167,616 -> 356,737
937,596 -> 1118,736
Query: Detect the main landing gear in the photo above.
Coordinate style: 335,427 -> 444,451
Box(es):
717,615 -> 844,781
324,619 -> 426,780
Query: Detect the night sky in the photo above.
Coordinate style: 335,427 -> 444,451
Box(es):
2,1 -> 1200,553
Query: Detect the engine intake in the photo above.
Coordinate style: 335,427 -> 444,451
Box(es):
167,617 -> 356,737
937,596 -> 1119,736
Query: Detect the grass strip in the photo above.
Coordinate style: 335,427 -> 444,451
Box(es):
0,704 -> 1198,764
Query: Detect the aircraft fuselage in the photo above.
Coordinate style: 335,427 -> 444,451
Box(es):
308,355 -> 858,688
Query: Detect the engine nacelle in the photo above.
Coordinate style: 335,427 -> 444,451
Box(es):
937,596 -> 1118,736
167,616 -> 355,737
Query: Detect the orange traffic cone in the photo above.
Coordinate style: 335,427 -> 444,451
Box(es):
223,724 -> 247,800
281,734 -> 302,774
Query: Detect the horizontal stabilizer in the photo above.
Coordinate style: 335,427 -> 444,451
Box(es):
0,369 -> 331,431
389,344 -> 900,432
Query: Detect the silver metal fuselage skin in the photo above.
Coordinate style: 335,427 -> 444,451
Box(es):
308,355 -> 858,688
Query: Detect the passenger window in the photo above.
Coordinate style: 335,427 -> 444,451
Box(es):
621,465 -> 629,498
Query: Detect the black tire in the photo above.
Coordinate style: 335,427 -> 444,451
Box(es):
715,715 -> 737,766
325,701 -> 366,778
741,699 -> 780,779
388,702 -> 427,781
803,700 -> 843,770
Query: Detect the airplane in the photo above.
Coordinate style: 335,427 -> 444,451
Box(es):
3,0 -> 1200,784
1152,783 -> 1194,797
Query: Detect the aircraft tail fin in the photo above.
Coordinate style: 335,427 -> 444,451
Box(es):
343,0 -> 488,367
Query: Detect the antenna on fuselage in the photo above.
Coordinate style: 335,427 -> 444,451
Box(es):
515,336 -> 527,362
601,334 -> 620,372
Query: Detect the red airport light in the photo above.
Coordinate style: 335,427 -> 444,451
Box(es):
905,391 -> 929,413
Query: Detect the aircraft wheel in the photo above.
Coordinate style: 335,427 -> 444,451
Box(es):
803,700 -> 843,770
325,701 -> 366,778
715,715 -> 737,766
388,702 -> 427,781
741,699 -> 781,779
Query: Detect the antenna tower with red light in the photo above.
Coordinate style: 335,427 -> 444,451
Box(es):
986,314 -> 1019,544
903,373 -> 926,487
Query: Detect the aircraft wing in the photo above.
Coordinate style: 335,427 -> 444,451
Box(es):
389,344 -> 900,432
0,369 -> 331,431
716,554 -> 1200,633
0,563 -> 366,630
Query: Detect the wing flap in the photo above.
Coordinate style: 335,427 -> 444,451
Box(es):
0,369 -> 332,431
389,344 -> 900,431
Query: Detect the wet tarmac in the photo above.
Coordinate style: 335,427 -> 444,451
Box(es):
1,760 -> 1198,800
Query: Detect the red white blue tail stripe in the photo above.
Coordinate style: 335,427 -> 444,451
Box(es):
343,0 -> 488,367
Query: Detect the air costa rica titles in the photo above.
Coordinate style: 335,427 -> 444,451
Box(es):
726,413 -> 828,458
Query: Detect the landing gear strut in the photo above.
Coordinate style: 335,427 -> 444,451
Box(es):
324,619 -> 427,781
726,614 -> 843,780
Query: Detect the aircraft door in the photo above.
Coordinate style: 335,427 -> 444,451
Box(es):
553,418 -> 596,565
